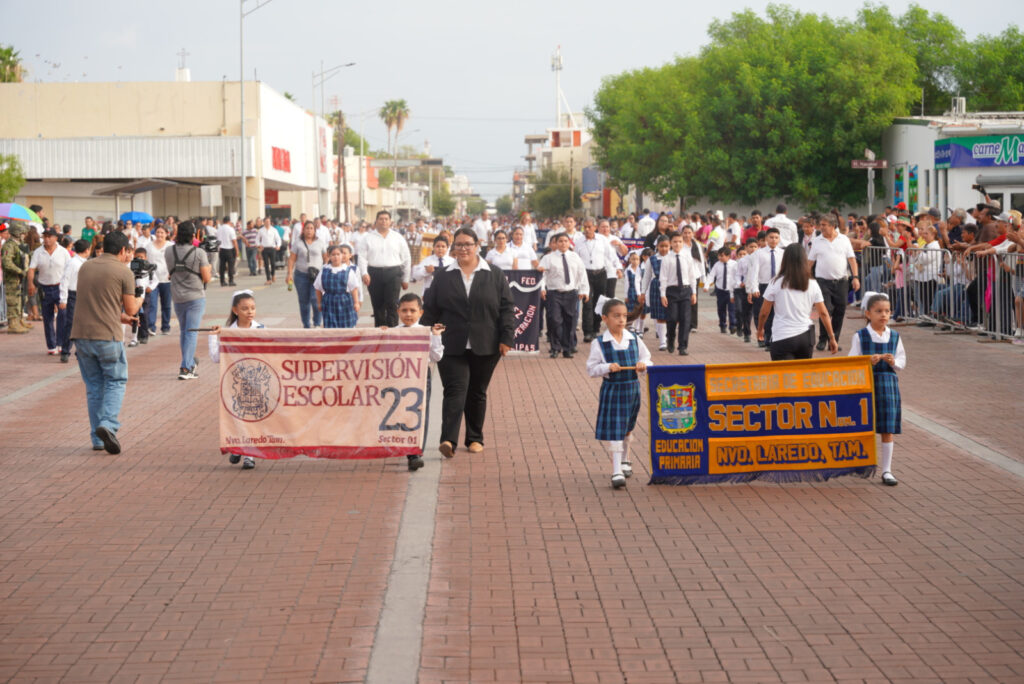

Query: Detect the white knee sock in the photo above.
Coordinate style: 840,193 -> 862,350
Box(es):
880,441 -> 893,473
656,322 -> 666,343
605,440 -> 623,475
622,434 -> 633,461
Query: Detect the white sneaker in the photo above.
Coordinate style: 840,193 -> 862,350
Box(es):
242,456 -> 256,469
128,340 -> 138,347
621,460 -> 633,478
658,344 -> 667,351
177,367 -> 198,380
611,473 -> 626,489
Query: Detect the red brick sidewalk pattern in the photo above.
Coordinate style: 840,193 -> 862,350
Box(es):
1,288 -> 1022,683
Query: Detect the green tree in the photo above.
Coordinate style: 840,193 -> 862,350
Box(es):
378,168 -> 395,188
526,167 -> 580,218
495,195 -> 513,215
283,91 -> 296,103
0,45 -> 24,83
956,26 -> 1024,111
466,197 -> 487,215
589,5 -> 919,208
0,154 -> 24,202
897,5 -> 964,115
431,183 -> 455,217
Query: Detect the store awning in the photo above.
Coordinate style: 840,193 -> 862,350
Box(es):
93,178 -> 183,196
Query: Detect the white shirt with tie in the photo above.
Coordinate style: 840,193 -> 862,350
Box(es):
746,245 -> 784,295
539,249 -> 589,296
411,254 -> 454,292
706,259 -> 742,293
659,248 -> 699,300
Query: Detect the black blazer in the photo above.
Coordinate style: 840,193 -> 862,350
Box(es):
422,262 -> 515,356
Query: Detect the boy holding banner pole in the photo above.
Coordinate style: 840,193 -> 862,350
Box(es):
587,297 -> 651,489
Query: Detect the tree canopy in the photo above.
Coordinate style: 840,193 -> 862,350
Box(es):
527,167 -> 580,218
587,3 -> 1023,209
0,154 -> 24,202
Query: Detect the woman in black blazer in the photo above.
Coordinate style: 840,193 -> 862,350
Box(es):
422,227 -> 515,457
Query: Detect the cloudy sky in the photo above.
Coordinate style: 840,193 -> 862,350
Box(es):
5,0 -> 1021,199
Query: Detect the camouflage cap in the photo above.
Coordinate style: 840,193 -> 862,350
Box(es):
8,223 -> 27,237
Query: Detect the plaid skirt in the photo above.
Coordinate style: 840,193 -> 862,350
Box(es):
595,379 -> 641,441
873,372 -> 901,434
322,292 -> 357,328
645,282 -> 667,319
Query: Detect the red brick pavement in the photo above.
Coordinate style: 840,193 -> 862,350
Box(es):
2,287 -> 1023,683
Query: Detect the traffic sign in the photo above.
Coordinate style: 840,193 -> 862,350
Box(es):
851,159 -> 888,169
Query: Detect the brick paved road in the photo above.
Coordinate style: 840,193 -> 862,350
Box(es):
1,277 -> 1022,683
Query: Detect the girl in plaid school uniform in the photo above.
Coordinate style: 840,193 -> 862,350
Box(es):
315,244 -> 361,328
208,290 -> 265,470
587,298 -> 652,489
639,236 -> 671,350
624,251 -> 643,336
848,292 -> 906,486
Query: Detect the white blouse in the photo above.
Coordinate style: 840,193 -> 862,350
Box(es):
586,330 -> 653,378
485,247 -> 516,270
313,264 -> 362,298
763,278 -> 824,342
848,326 -> 906,370
209,320 -> 265,363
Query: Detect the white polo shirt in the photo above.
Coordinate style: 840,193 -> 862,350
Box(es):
29,245 -> 70,286
808,233 -> 855,280
764,278 -> 824,342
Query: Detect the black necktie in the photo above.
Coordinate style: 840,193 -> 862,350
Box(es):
722,260 -> 727,289
676,254 -> 683,288
769,250 -> 776,278
562,253 -> 570,285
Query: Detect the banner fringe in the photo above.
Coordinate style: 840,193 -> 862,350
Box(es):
649,466 -> 876,486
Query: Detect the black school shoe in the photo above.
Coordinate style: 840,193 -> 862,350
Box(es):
94,426 -> 121,455
562,351 -> 574,358
408,455 -> 424,471
815,340 -> 827,351
549,350 -> 560,358
679,349 -> 689,356
229,453 -> 241,464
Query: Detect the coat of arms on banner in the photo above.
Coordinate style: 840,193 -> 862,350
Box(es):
656,383 -> 696,433
222,358 -> 281,422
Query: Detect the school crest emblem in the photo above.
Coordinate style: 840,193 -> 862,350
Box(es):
656,383 -> 696,433
221,358 -> 281,422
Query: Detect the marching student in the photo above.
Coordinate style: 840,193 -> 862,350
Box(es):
57,239 -> 91,363
314,244 -> 362,329
538,232 -> 589,358
732,239 -> 759,342
624,251 -> 643,335
704,245 -> 740,334
209,290 -> 265,470
849,292 -> 906,486
747,227 -> 784,350
587,297 -> 651,489
507,226 -> 539,270
128,247 -> 157,348
639,236 -> 670,350
411,236 -> 454,293
659,231 -> 699,356
387,293 -> 445,471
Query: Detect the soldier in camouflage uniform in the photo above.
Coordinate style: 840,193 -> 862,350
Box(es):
2,223 -> 31,333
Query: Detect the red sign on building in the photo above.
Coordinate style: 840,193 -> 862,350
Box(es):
272,147 -> 291,173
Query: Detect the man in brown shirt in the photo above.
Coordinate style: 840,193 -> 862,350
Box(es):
70,231 -> 143,454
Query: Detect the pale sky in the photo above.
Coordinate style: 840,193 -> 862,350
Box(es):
4,0 -> 1021,200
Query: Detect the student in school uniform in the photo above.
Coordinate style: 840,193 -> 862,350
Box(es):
640,237 -> 670,349
538,232 -> 589,358
732,239 -> 759,342
314,244 -> 362,329
704,245 -> 740,334
411,236 -> 454,294
390,293 -> 445,471
507,226 -> 539,270
746,227 -> 784,350
624,251 -> 643,335
208,290 -> 266,470
587,297 -> 652,489
849,292 -> 906,486
659,231 -> 699,356
679,225 -> 706,333
484,230 -> 516,270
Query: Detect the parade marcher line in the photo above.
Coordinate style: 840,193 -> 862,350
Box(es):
366,366 -> 444,684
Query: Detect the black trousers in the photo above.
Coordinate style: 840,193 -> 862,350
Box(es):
817,277 -> 849,344
665,285 -> 693,351
59,291 -> 76,353
770,326 -> 815,361
734,287 -> 752,336
436,351 -> 501,447
262,251 -> 276,280
546,290 -> 578,353
39,283 -> 64,351
604,277 -> 617,299
218,248 -> 237,284
582,269 -> 607,337
715,289 -> 736,329
367,265 -> 402,327
752,283 -> 774,344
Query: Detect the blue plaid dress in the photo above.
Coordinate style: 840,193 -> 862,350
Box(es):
645,256 -> 667,319
321,265 -> 358,329
858,327 -> 902,434
594,336 -> 641,441
625,269 -> 640,312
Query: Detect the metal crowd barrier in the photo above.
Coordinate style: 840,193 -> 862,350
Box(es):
963,251 -> 1024,342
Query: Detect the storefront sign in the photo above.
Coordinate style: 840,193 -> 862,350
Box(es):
935,135 -> 1024,169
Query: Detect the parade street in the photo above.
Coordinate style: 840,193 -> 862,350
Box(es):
1,280 -> 1023,684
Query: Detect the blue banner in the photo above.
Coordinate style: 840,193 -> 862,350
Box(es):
506,269 -> 542,353
647,357 -> 877,484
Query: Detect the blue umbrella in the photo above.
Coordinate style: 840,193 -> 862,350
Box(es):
120,211 -> 154,223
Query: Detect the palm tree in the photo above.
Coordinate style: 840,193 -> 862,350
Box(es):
0,45 -> 24,83
379,99 -> 410,214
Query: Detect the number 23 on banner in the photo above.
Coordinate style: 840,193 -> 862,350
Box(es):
380,387 -> 424,432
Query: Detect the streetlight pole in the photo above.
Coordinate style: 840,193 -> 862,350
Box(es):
311,61 -> 355,220
240,0 -> 274,236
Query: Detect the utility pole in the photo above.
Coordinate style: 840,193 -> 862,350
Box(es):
569,149 -> 574,211
337,110 -> 349,223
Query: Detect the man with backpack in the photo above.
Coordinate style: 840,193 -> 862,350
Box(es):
164,221 -> 212,380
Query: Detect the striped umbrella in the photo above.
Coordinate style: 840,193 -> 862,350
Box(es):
0,203 -> 42,224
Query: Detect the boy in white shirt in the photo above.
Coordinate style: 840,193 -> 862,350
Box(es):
392,293 -> 445,471
57,239 -> 91,363
411,237 -> 454,293
704,246 -> 740,334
